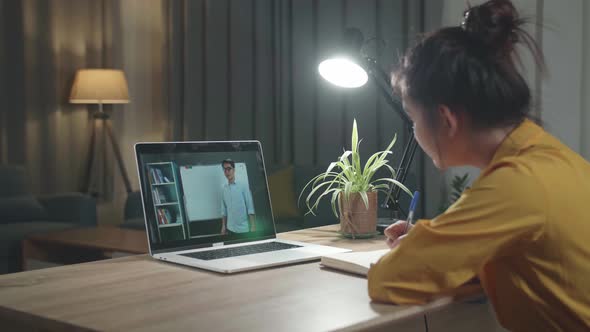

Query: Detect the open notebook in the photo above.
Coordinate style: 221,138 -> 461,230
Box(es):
320,249 -> 390,276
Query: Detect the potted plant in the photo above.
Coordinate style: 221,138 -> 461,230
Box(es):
300,119 -> 413,239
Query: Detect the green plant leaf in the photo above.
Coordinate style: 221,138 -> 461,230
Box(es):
372,184 -> 392,191
376,133 -> 397,166
298,171 -> 340,206
330,190 -> 341,217
359,191 -> 369,210
363,150 -> 391,177
374,177 -> 413,198
325,161 -> 338,174
351,119 -> 358,154
309,187 -> 342,215
344,181 -> 352,200
340,150 -> 353,161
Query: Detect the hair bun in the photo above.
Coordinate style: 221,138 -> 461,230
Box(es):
462,0 -> 521,55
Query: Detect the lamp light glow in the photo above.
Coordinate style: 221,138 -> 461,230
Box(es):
318,58 -> 368,88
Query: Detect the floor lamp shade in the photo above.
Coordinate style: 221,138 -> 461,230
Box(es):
70,69 -> 130,104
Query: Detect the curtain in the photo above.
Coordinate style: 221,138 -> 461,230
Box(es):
164,0 -> 421,169
1,0 -> 112,195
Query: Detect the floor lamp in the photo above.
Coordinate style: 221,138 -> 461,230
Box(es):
318,28 -> 420,231
70,69 -> 132,195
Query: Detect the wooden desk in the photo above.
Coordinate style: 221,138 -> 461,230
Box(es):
0,225 -> 489,332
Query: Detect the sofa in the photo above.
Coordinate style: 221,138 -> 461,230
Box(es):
0,165 -> 97,274
120,164 -> 339,233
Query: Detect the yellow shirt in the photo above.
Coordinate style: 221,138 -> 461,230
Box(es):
368,119 -> 590,331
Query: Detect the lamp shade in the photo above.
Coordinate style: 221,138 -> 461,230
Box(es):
318,28 -> 368,88
318,58 -> 368,88
70,69 -> 130,104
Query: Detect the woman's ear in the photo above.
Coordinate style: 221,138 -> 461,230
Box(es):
437,105 -> 459,138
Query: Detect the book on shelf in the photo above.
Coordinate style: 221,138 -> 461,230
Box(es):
156,208 -> 163,224
320,249 -> 390,277
152,187 -> 167,203
150,168 -> 161,184
159,188 -> 167,202
163,209 -> 175,223
149,167 -> 169,184
155,168 -> 165,183
152,189 -> 160,204
157,208 -> 170,224
149,169 -> 156,184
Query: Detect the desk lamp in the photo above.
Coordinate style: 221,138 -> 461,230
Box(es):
318,28 -> 420,231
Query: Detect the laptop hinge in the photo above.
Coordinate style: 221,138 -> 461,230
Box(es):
212,242 -> 224,247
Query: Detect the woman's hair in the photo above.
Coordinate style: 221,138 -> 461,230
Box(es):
393,0 -> 545,129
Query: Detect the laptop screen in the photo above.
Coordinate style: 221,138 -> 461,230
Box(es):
135,141 -> 276,252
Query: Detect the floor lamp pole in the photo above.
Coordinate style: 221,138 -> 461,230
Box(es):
82,103 -> 132,195
104,119 -> 132,193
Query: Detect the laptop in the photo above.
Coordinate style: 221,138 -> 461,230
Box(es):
134,140 -> 350,273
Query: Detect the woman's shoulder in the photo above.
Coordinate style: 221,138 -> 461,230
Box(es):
471,156 -> 547,205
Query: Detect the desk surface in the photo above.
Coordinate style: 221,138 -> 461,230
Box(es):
0,225 -> 481,332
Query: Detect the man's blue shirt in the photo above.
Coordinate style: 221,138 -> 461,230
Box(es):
221,181 -> 255,233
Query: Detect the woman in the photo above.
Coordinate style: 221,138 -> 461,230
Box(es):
368,0 -> 590,331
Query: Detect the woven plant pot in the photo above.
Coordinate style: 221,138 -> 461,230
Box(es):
339,191 -> 378,239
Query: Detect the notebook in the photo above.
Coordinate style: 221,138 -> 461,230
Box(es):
320,249 -> 390,276
134,140 -> 350,273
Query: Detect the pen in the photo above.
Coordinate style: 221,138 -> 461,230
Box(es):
402,191 -> 420,235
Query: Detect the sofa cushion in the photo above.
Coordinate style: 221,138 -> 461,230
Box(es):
0,195 -> 48,224
268,166 -> 301,220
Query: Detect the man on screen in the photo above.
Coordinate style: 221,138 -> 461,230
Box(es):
220,159 -> 256,234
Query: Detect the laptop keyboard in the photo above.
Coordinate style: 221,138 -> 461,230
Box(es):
181,242 -> 302,261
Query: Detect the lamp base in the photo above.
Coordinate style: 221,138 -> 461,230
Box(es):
93,111 -> 110,119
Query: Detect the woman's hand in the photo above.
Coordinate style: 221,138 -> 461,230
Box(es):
384,220 -> 413,249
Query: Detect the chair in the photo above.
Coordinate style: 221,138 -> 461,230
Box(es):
120,191 -> 145,230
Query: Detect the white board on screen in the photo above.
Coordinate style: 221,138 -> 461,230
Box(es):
179,163 -> 249,221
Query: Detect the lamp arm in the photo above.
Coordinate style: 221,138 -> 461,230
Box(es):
360,56 -> 418,217
361,57 -> 412,125
384,135 -> 419,216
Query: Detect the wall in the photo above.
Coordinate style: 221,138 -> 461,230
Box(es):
584,1 -> 590,160
540,0 -> 584,153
